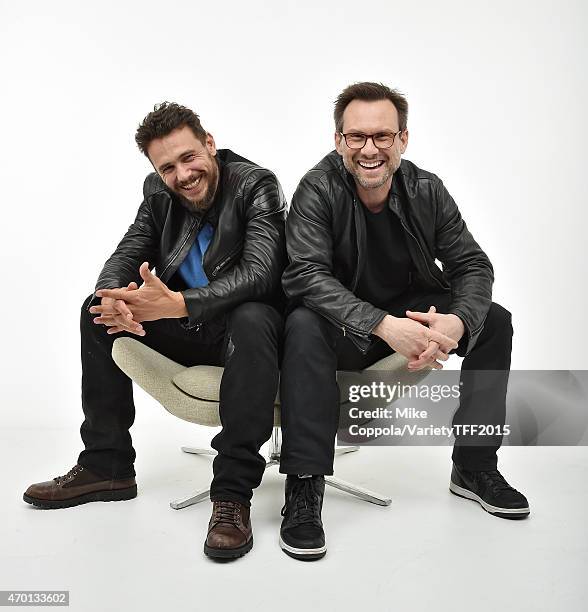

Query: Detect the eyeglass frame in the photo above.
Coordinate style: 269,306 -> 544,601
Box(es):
338,130 -> 404,150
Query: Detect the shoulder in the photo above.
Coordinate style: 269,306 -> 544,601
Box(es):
298,150 -> 346,188
218,149 -> 285,212
142,172 -> 168,200
293,150 -> 352,210
396,159 -> 443,199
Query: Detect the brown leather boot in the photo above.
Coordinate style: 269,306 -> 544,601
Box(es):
204,500 -> 253,559
23,464 -> 137,509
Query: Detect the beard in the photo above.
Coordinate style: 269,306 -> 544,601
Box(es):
175,157 -> 220,214
342,152 -> 400,190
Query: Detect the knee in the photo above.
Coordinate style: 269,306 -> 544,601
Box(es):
229,302 -> 282,337
484,303 -> 513,336
284,306 -> 333,345
81,294 -> 95,326
285,306 -> 320,332
82,294 -> 94,310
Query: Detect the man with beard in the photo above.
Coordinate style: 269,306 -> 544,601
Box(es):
278,82 -> 529,561
24,102 -> 286,560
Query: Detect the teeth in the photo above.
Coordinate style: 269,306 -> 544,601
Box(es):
182,176 -> 201,190
358,160 -> 384,169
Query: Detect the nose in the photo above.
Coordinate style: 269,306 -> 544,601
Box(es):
361,136 -> 379,156
176,163 -> 191,182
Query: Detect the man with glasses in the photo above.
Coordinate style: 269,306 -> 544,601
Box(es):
23,102 -> 286,561
278,82 -> 529,561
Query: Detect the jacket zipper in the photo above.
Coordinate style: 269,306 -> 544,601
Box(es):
315,306 -> 371,345
351,199 -> 363,292
391,202 -> 447,291
210,243 -> 242,278
159,218 -> 200,281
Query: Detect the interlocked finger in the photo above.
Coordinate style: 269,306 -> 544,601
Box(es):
93,313 -> 143,334
408,341 -> 446,370
419,339 -> 441,363
435,349 -> 450,361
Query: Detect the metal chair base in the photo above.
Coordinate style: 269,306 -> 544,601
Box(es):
170,428 -> 391,509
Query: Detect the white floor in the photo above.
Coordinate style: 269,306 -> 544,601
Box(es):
2,419 -> 586,612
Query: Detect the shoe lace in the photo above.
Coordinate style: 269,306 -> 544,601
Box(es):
54,465 -> 83,485
281,479 -> 321,527
478,470 -> 516,494
212,501 -> 241,527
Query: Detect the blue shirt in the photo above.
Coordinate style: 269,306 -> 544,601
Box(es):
177,222 -> 214,288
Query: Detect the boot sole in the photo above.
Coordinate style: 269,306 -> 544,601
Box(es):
449,481 -> 530,519
279,536 -> 327,561
23,485 -> 137,509
204,536 -> 253,559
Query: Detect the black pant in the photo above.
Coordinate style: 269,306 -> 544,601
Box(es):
78,296 -> 282,506
279,292 -> 513,475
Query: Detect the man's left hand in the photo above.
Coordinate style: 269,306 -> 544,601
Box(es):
405,306 -> 465,370
96,262 -> 188,324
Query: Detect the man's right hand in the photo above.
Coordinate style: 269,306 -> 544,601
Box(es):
372,314 -> 457,368
89,282 -> 145,336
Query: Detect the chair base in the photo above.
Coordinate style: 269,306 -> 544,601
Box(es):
170,433 -> 392,509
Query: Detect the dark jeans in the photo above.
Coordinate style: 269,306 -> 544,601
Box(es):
279,292 -> 513,475
78,296 -> 282,506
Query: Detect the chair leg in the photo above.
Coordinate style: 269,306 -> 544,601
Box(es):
334,445 -> 360,456
180,447 -> 217,456
170,487 -> 211,510
169,447 -> 216,509
172,436 -> 391,509
325,476 -> 392,506
170,448 -> 280,510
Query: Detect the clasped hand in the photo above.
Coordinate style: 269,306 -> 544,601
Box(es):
89,262 -> 186,336
373,307 -> 465,371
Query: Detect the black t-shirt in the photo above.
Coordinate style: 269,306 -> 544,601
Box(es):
355,202 -> 415,311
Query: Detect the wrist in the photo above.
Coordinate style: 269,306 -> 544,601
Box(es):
446,313 -> 465,340
171,291 -> 188,318
373,314 -> 396,338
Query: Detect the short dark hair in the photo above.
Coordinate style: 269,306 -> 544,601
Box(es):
135,102 -> 207,156
334,82 -> 408,132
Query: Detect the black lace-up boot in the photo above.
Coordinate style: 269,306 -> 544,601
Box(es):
280,475 -> 326,560
450,464 -> 530,519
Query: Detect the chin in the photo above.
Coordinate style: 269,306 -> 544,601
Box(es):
357,177 -> 387,190
188,199 -> 212,213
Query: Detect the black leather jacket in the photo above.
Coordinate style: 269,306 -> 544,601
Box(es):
282,151 -> 494,355
91,149 -> 287,327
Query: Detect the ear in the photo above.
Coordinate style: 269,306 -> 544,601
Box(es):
334,131 -> 344,155
399,129 -> 409,154
205,132 -> 217,156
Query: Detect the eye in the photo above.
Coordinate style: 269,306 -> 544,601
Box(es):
183,154 -> 196,162
374,133 -> 396,146
347,133 -> 365,143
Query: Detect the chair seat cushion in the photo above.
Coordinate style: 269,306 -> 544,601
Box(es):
112,338 -> 423,427
172,366 -> 245,402
172,353 -> 410,403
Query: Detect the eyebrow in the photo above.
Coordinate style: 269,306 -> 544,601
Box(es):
344,129 -> 399,134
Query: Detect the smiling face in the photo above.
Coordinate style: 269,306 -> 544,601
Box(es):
147,125 -> 219,213
335,99 -> 408,203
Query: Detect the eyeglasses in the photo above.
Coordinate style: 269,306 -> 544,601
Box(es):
339,131 -> 402,150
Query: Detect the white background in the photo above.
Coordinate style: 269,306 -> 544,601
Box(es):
2,0 -> 586,429
1,3 -> 586,610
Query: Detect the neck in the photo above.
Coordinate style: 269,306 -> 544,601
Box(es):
356,177 -> 392,213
